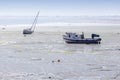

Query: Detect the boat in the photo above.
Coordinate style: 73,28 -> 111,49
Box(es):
23,28 -> 33,34
63,32 -> 101,44
23,11 -> 39,34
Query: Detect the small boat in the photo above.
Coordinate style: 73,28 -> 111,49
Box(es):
63,32 -> 101,44
23,28 -> 33,34
23,11 -> 39,34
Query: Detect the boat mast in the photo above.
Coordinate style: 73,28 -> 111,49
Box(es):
30,11 -> 39,31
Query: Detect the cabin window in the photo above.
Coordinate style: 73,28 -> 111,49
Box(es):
69,34 -> 70,37
75,35 -> 78,37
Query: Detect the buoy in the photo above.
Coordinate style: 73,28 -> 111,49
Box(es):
2,27 -> 5,30
52,60 -> 55,63
48,76 -> 51,79
57,59 -> 60,62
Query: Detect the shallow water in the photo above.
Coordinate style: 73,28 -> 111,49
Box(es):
0,31 -> 120,80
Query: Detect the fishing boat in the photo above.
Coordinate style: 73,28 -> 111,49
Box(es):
23,11 -> 39,34
63,32 -> 101,44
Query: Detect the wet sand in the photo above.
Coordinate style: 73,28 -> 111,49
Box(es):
0,31 -> 120,80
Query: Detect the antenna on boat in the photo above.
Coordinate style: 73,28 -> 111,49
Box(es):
30,11 -> 39,32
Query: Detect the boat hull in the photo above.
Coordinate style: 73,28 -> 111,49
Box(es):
63,38 -> 101,44
23,29 -> 33,34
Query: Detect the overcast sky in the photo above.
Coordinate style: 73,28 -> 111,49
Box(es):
0,0 -> 120,16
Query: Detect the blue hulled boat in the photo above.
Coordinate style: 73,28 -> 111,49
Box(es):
63,32 -> 101,44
